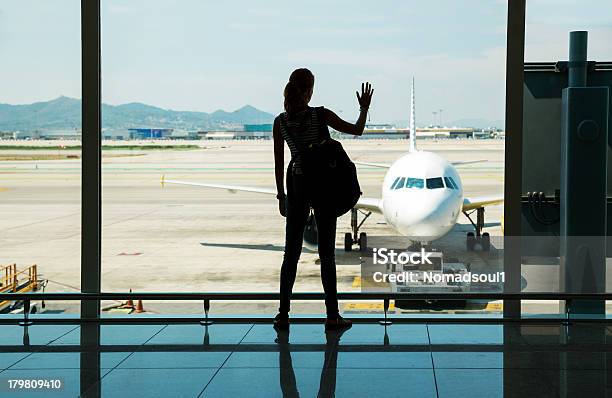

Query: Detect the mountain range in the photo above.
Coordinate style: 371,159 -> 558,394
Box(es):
0,96 -> 276,131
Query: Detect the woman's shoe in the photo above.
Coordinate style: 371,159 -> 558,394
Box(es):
325,315 -> 352,331
273,313 -> 289,330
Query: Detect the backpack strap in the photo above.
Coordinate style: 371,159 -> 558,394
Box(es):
315,106 -> 331,141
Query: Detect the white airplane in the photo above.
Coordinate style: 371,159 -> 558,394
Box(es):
162,78 -> 503,252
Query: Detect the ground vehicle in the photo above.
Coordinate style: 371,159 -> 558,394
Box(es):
384,251 -> 470,308
0,263 -> 42,313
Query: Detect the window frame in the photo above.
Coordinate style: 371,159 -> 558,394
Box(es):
77,0 -> 527,320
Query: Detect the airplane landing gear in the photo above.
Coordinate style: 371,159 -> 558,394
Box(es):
344,232 -> 352,252
463,207 -> 490,251
344,208 -> 371,252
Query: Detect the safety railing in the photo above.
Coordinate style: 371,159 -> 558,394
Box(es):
0,264 -> 38,292
0,264 -> 17,292
2,291 -> 612,325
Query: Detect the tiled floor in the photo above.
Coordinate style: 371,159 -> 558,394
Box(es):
0,322 -> 611,397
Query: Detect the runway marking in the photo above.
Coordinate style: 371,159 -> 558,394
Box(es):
485,302 -> 503,311
1,211 -> 80,231
344,302 -> 395,311
105,308 -> 134,314
352,276 -> 388,289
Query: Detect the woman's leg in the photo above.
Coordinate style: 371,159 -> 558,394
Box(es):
279,177 -> 309,315
314,207 -> 339,318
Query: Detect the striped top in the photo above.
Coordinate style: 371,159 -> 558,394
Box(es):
277,107 -> 325,173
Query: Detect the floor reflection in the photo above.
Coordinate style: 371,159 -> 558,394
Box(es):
0,321 -> 610,397
276,326 -> 348,398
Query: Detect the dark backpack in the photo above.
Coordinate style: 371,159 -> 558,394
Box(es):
291,107 -> 362,217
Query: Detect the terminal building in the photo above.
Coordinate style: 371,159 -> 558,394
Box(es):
127,128 -> 174,140
243,123 -> 273,133
198,124 -> 274,140
359,125 -> 476,139
416,126 -> 475,138
102,128 -> 199,140
7,129 -> 83,140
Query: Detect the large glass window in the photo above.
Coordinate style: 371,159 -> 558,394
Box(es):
525,0 -> 611,62
6,0 -> 612,321
523,0 -> 612,316
0,0 -> 81,313
99,0 -> 507,316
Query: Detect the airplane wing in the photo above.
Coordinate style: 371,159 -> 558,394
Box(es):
355,197 -> 383,213
462,196 -> 504,211
162,175 -> 384,213
161,176 -> 277,195
355,159 -> 487,169
354,161 -> 391,169
451,159 -> 487,166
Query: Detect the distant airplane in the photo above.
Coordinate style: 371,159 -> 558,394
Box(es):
162,78 -> 503,252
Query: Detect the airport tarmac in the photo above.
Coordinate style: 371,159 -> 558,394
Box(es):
0,138 -> 586,315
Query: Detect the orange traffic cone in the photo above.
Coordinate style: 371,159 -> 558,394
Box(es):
134,299 -> 144,313
124,289 -> 134,309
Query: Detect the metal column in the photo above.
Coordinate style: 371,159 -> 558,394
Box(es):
81,0 -> 102,319
80,323 -> 101,397
503,2 -> 527,395
560,31 -> 608,315
503,0 -> 526,319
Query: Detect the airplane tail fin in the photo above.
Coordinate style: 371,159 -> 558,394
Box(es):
409,77 -> 417,153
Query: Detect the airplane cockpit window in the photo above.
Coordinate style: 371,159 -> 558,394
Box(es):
444,176 -> 457,189
390,177 -> 401,190
426,177 -> 444,189
395,177 -> 406,190
391,177 -> 426,190
406,177 -> 424,189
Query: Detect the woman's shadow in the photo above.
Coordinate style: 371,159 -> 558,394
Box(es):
275,327 -> 348,398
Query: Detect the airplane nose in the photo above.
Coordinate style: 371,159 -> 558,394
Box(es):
399,203 -> 438,226
397,194 -> 452,228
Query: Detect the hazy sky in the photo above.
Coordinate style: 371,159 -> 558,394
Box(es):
0,0 -> 611,125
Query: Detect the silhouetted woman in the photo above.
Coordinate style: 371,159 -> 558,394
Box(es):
273,68 -> 373,329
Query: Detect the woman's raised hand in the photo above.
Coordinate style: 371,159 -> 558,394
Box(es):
356,82 -> 373,110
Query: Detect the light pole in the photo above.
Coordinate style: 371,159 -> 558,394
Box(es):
432,111 -> 437,127
438,109 -> 443,127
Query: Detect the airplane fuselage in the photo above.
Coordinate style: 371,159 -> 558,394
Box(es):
381,151 -> 464,243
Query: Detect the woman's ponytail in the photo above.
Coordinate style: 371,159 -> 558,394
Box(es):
283,80 -> 301,115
